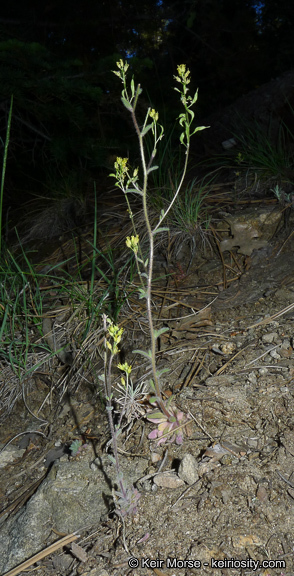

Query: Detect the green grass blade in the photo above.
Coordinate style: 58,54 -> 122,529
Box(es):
0,95 -> 13,254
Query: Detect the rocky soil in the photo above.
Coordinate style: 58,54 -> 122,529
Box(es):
1,199 -> 294,576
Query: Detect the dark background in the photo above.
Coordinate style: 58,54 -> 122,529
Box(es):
0,0 -> 293,215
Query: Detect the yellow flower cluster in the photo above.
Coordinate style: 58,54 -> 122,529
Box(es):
117,361 -> 132,386
174,64 -> 191,85
117,362 -> 132,374
126,235 -> 139,254
114,156 -> 128,173
112,59 -> 129,79
116,59 -> 129,73
106,318 -> 123,355
149,108 -> 159,122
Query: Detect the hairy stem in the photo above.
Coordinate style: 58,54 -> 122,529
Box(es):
130,106 -> 170,417
103,317 -> 126,497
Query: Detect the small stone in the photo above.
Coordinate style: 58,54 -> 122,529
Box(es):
153,472 -> 185,488
262,332 -> 278,344
269,321 -> 279,328
247,437 -> 258,449
256,485 -> 268,502
280,347 -> 293,358
248,451 -> 260,461
178,453 -> 199,485
247,372 -> 257,384
258,367 -> 268,376
0,445 -> 25,468
220,341 -> 236,355
280,386 -> 289,393
150,452 -> 161,464
270,349 -> 281,359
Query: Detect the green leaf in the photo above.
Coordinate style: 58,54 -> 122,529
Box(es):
191,125 -> 209,136
190,89 -> 199,105
133,349 -> 152,359
130,77 -> 135,97
146,165 -> 159,174
153,227 -> 169,235
147,409 -> 165,420
153,327 -> 169,339
121,97 -> 133,111
141,124 -> 153,137
149,380 -> 155,390
188,109 -> 195,122
156,367 -> 170,377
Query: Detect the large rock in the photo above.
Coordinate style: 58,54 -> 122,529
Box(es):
0,449 -> 148,574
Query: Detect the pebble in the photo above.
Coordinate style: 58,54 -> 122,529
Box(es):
150,452 -> 161,464
262,332 -> 278,344
281,339 -> 291,349
0,445 -> 25,468
280,386 -> 289,393
247,437 -> 258,448
247,372 -> 257,384
270,349 -> 281,359
153,471 -> 185,488
178,453 -> 199,485
256,484 -> 268,502
219,341 -> 236,355
258,367 -> 268,375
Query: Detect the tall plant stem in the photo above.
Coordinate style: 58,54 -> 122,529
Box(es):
154,145 -> 189,232
103,317 -> 127,499
130,103 -> 170,417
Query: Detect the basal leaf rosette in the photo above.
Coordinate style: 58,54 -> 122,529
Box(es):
146,398 -> 190,446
